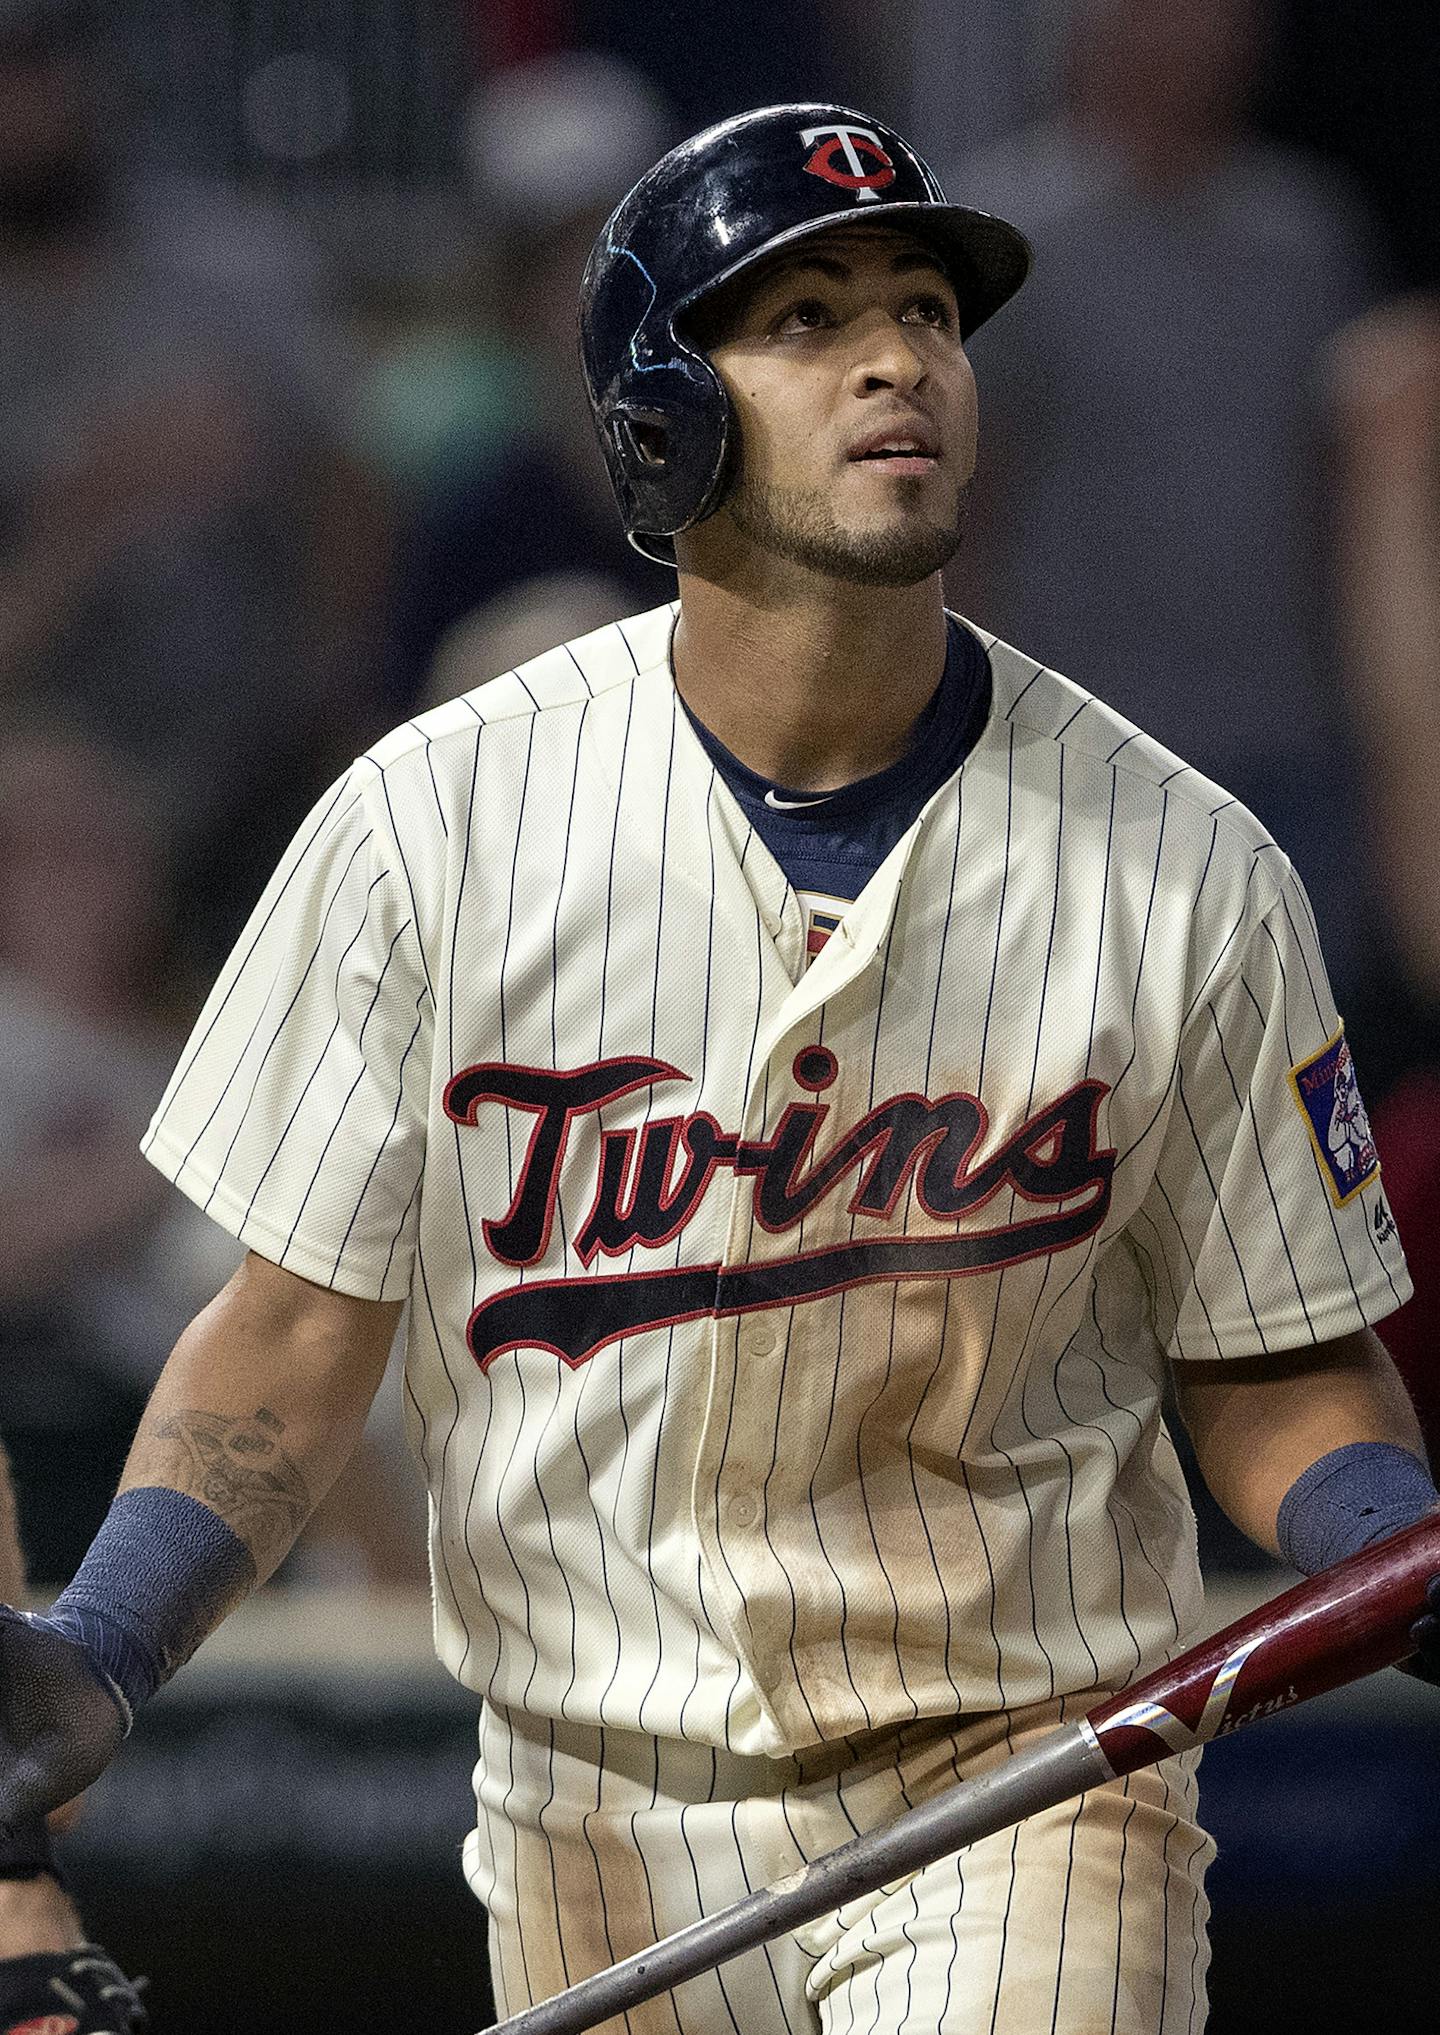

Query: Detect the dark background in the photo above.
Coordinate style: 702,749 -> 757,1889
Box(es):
3,1 -> 1438,2029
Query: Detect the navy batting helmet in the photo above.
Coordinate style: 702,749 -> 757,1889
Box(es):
578,102 -> 1032,564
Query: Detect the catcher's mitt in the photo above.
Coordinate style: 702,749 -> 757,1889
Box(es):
0,1944 -> 147,2034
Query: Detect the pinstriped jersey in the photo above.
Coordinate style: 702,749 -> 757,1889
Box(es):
142,602 -> 1410,1756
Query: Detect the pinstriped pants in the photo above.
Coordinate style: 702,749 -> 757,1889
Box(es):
465,1693 -> 1213,2035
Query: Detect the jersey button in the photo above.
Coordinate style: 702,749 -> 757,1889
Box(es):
728,1494 -> 759,1527
743,1324 -> 779,1359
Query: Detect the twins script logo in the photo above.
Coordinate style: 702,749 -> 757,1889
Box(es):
800,122 -> 897,202
444,1047 -> 1114,1371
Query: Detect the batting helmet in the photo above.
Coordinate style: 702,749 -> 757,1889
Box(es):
578,102 -> 1032,564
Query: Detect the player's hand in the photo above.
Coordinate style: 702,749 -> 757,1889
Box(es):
1404,1573 -> 1440,1686
0,1610 -> 128,1833
0,1942 -> 148,2034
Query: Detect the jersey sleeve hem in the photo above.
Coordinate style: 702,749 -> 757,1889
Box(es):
140,1120 -> 408,1304
1166,1265 -> 1414,1363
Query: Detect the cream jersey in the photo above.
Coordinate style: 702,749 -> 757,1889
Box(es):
143,603 -> 1410,1757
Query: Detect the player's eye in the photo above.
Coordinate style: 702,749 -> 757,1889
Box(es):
902,293 -> 956,329
775,298 -> 834,334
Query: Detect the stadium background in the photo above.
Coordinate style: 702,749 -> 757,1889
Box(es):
2,0 -> 1438,2028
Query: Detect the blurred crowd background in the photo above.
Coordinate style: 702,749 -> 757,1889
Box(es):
2,0 -> 1439,2026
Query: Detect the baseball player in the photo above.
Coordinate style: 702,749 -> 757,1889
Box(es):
0,1441 -> 147,2032
2,103 -> 1438,2035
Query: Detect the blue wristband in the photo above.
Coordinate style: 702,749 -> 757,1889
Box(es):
1276,1441 -> 1439,1576
41,1488 -> 256,1722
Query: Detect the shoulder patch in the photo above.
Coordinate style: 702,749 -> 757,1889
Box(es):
1287,1026 -> 1379,1206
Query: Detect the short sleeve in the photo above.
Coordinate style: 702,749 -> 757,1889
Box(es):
1132,862 -> 1410,1361
142,768 -> 432,1300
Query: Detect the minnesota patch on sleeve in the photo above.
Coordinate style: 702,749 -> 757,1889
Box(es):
1287,1025 -> 1380,1206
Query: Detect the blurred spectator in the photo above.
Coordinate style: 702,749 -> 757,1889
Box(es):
0,726 -> 217,1582
0,723 -> 427,1588
1327,296 -> 1440,1463
380,50 -> 676,717
945,0 -> 1384,1005
0,0 -> 391,970
1328,300 -> 1440,1005
471,0 -> 854,135
1263,0 -> 1440,291
419,569 -> 637,712
573,0 -> 850,130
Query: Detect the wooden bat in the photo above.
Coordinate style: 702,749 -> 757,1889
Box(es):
474,1511 -> 1440,2035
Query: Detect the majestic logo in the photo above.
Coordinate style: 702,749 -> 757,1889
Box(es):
800,122 -> 897,203
444,1047 -> 1115,1371
1288,1025 -> 1379,1207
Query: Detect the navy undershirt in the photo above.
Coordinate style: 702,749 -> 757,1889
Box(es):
681,617 -> 991,941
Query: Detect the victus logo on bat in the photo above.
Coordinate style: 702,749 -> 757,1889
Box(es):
1093,1634 -> 1300,1760
444,1047 -> 1115,1371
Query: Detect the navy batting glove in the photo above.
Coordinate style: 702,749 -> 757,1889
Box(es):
0,1609 -> 129,1834
1405,1574 -> 1440,1687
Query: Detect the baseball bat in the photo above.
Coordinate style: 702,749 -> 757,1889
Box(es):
474,1510 -> 1440,2035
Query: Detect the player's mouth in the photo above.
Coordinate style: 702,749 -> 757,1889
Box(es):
846,420 -> 940,477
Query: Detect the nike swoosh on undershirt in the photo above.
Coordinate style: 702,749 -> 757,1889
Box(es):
763,788 -> 832,811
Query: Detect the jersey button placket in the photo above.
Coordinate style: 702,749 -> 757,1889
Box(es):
692,1068 -> 790,1726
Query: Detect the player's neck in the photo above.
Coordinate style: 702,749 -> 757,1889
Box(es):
670,572 -> 949,793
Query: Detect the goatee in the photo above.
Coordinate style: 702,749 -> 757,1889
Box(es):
725,473 -> 972,587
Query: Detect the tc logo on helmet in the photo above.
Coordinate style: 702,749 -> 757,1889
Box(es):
800,123 -> 896,202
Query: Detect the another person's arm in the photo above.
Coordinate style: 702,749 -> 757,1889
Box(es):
1329,297 -> 1440,1000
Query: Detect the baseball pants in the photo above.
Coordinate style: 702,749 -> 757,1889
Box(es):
464,1690 -> 1214,2035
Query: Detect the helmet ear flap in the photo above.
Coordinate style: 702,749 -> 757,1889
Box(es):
591,349 -> 731,556
611,411 -> 671,470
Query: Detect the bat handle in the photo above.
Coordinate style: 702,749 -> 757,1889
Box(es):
1089,1509 -> 1440,1776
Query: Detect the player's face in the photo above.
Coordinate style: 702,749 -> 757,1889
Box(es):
692,226 -> 978,587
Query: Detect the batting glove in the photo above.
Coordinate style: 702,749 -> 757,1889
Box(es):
0,1612 -> 128,1835
1406,1573 -> 1440,1685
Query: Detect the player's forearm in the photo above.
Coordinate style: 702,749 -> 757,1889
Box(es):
120,1250 -> 402,1588
1175,1328 -> 1429,1559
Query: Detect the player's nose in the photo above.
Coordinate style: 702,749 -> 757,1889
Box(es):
847,311 -> 928,396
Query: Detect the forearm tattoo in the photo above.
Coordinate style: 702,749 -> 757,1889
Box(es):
142,1406 -> 311,1575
